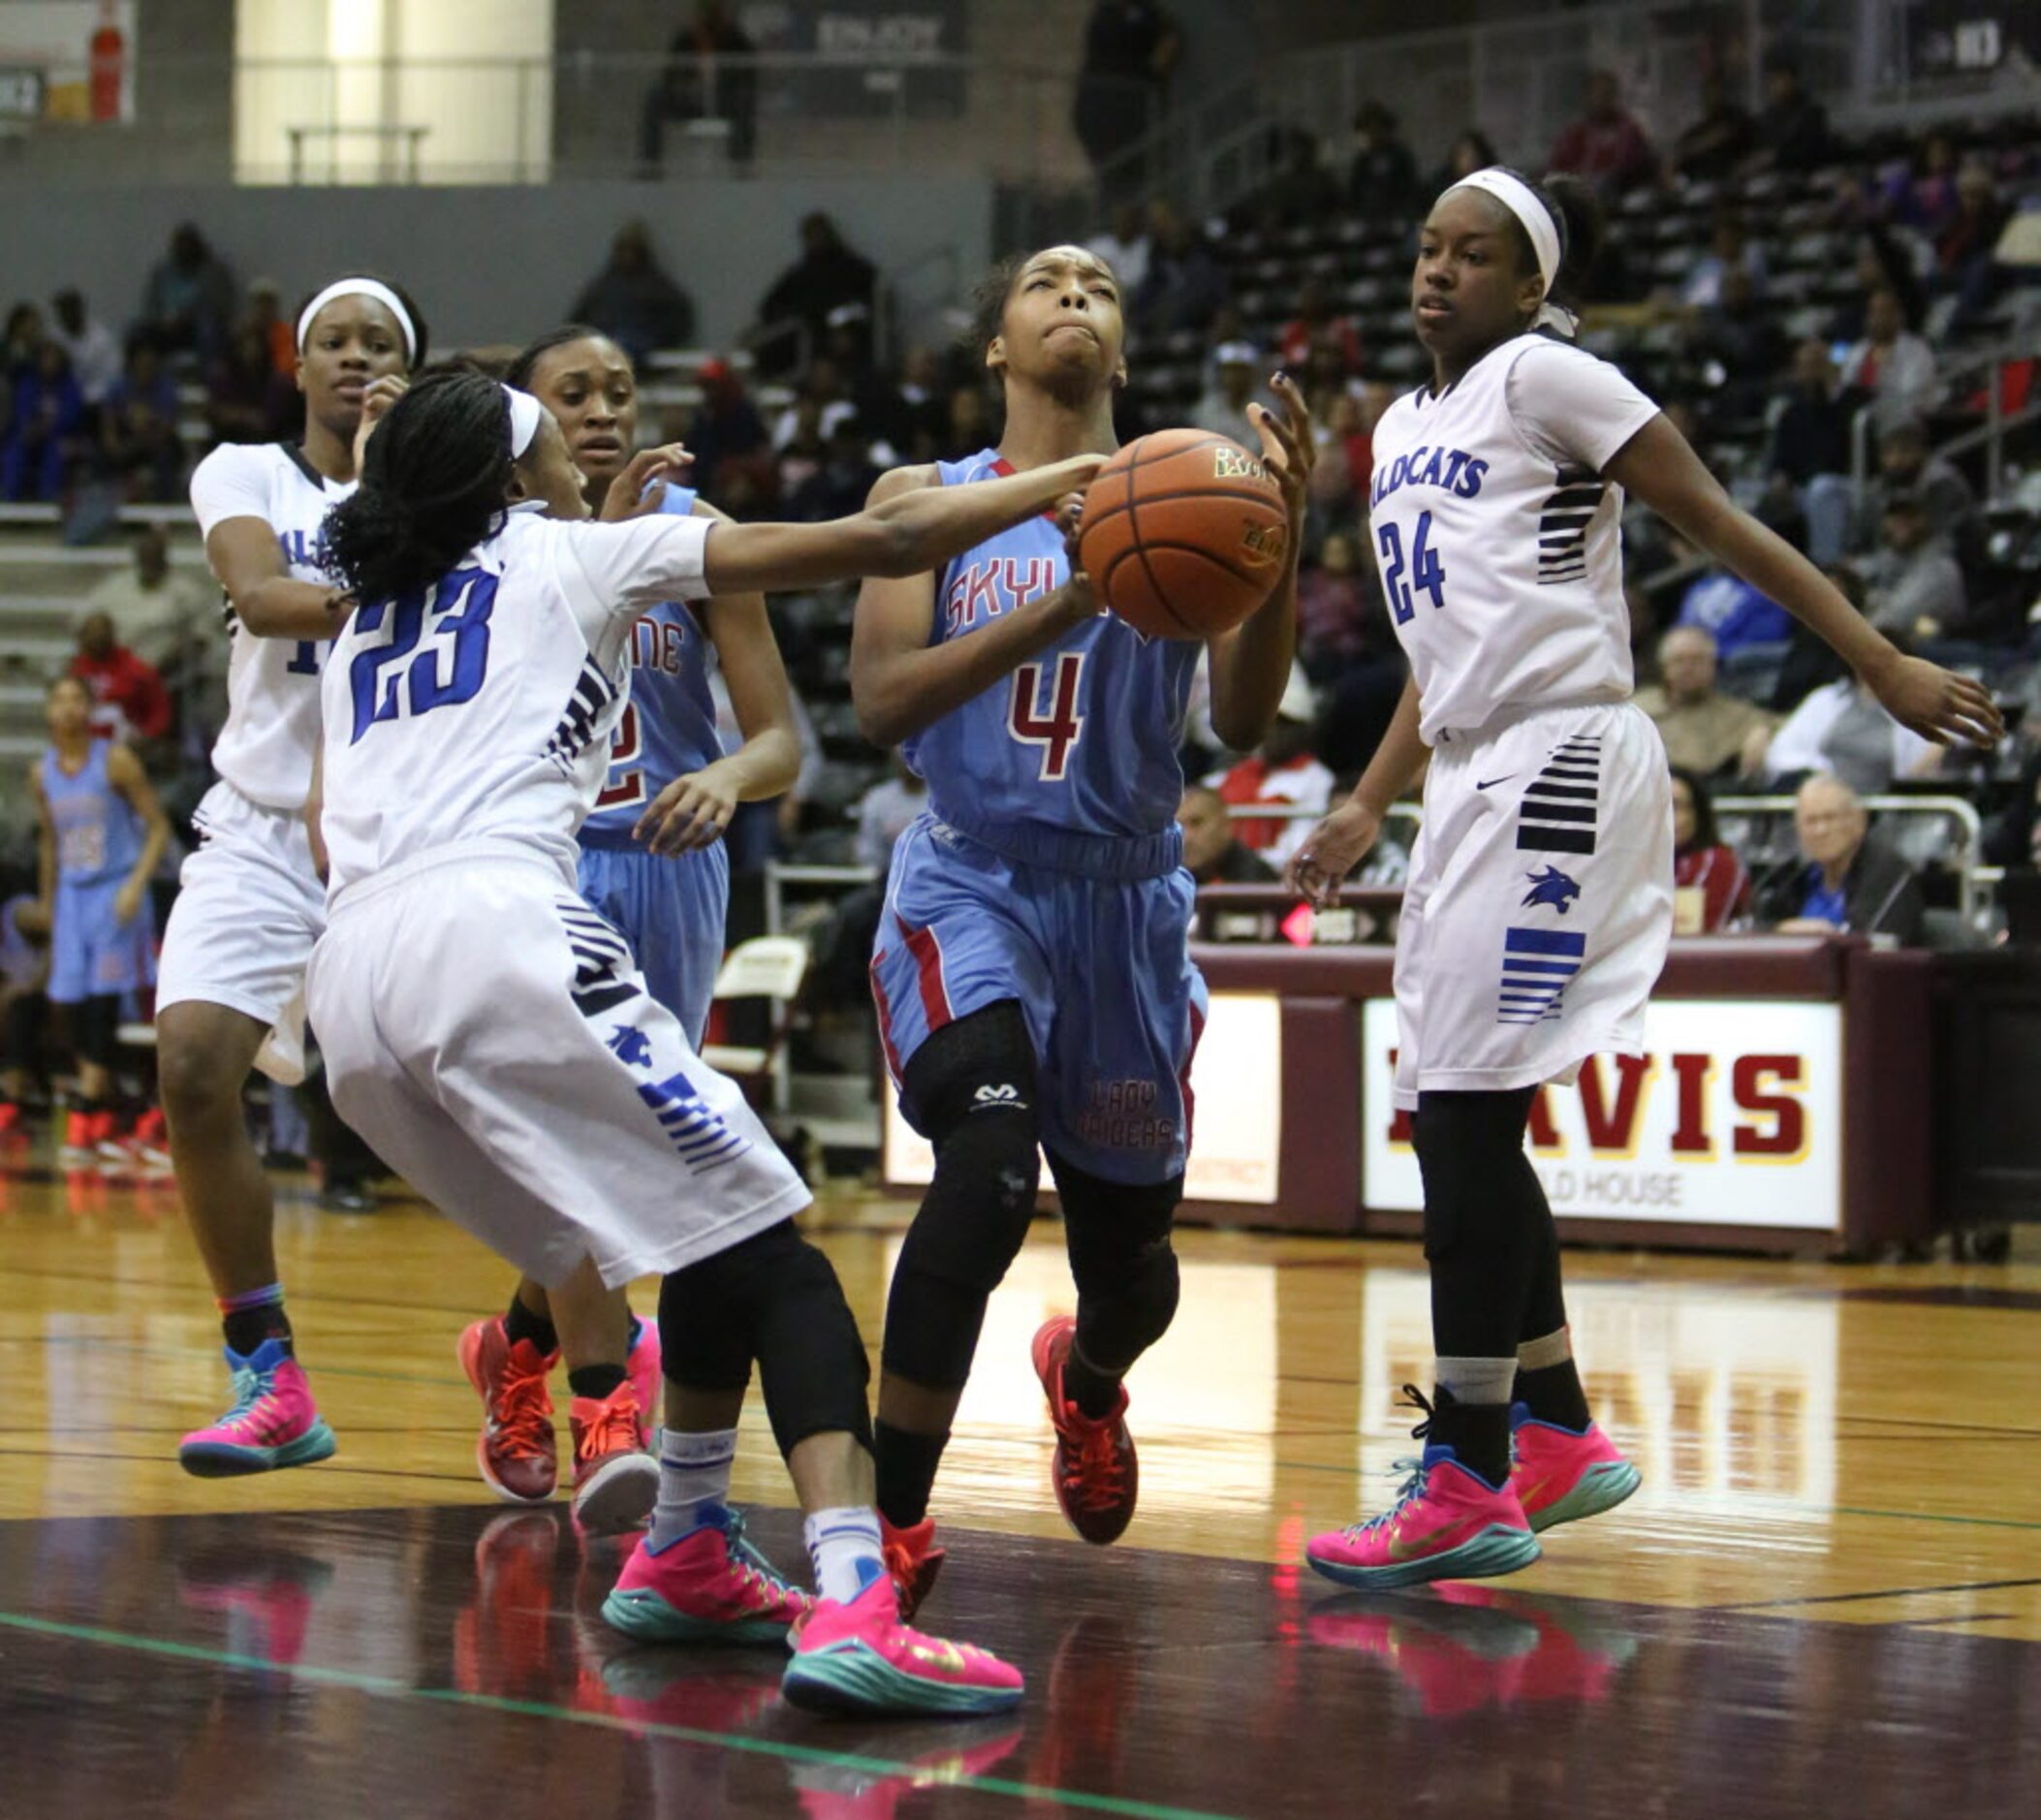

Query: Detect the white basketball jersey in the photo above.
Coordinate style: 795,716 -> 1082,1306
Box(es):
1367,333 -> 1660,744
319,506 -> 711,901
189,443 -> 358,810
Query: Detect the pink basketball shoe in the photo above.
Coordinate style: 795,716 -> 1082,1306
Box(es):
782,1575 -> 1023,1718
1307,1444 -> 1541,1591
1508,1404 -> 1641,1533
602,1505 -> 813,1645
177,1338 -> 337,1477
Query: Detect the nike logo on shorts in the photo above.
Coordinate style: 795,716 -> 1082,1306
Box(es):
1476,774 -> 1518,791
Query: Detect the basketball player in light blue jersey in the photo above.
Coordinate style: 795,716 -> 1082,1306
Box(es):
455,327 -> 803,1530
852,245 -> 1313,1604
30,675 -> 169,1163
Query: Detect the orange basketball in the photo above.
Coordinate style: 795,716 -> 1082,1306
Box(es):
1077,428 -> 1289,640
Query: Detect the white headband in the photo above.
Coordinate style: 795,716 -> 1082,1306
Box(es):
501,385 -> 545,461
1444,168 -> 1576,336
296,278 -> 418,361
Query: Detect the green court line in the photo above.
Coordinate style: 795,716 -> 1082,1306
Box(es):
1834,1505 -> 2041,1534
0,1609 -> 1240,1820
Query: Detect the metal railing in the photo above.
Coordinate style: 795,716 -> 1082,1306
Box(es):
1850,334 -> 2041,511
1715,792 -> 1986,917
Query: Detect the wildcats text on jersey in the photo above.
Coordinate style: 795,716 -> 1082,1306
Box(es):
943,553 -> 1060,637
1369,443 -> 1490,508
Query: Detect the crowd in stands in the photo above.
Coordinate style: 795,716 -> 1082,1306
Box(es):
5,61 -> 2039,971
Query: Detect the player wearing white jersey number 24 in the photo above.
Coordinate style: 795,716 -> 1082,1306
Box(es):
306,368 -> 1103,1716
167,274 -> 428,1482
1288,169 -> 2001,1592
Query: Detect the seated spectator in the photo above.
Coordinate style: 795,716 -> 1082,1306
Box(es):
788,416 -> 877,521
1190,342 -> 1264,447
1675,544 -> 1793,663
1086,202 -> 1151,293
1347,100 -> 1419,221
1757,772 -> 1925,943
1746,52 -> 1831,173
1276,277 -> 1361,376
204,323 -> 297,447
570,221 -> 696,364
1942,165 -> 2017,329
244,278 -> 297,379
943,384 -> 992,460
1208,670 -> 1333,867
1862,489 -> 1966,645
3,302 -> 41,376
854,755 -> 928,872
1134,203 -> 1227,338
1179,783 -> 1276,885
772,358 -> 856,451
1752,671 -> 1935,794
1258,127 -> 1341,230
1431,128 -> 1499,195
754,212 -> 877,376
859,344 -> 949,466
1899,131 -> 1962,236
774,393 -> 828,504
1635,626 -> 1774,777
1681,211 -> 1768,309
1865,417 -> 1975,551
639,0 -> 757,173
1838,286 -> 1940,433
69,612 -> 172,747
99,337 -> 184,503
1672,72 -> 1754,182
1685,267 -> 1788,417
140,223 -> 234,359
83,526 -> 210,668
1072,0 -> 1180,183
685,356 -> 769,498
1671,766 -> 1752,932
1547,70 -> 1654,196
0,340 -> 85,503
1769,339 -> 1854,564
49,289 -> 120,408
1296,532 -> 1374,681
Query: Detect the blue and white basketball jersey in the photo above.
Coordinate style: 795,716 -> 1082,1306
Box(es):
581,482 -> 725,846
902,449 -> 1201,876
40,742 -> 142,887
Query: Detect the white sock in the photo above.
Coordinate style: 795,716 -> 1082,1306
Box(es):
803,1506 -> 886,1606
649,1427 -> 736,1550
1433,1356 -> 1518,1407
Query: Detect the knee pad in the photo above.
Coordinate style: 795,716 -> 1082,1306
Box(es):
1053,1155 -> 1183,1371
661,1220 -> 872,1456
748,1229 -> 873,1458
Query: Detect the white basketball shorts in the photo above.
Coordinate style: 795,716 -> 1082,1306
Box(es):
306,846 -> 810,1289
1392,701 -> 1673,1111
156,779 -> 324,1084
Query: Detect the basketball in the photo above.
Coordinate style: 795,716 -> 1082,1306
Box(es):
1078,428 -> 1289,640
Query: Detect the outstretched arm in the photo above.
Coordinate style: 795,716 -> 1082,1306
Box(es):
1605,416 -> 2000,747
848,467 -> 1104,749
702,452 -> 1104,596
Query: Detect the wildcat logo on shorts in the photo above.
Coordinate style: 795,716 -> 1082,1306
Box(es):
1522,866 -> 1583,915
1240,520 -> 1288,569
1213,447 -> 1267,481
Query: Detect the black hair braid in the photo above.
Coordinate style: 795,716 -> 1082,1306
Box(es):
506,322 -> 618,392
1478,166 -> 1606,314
323,369 -> 513,604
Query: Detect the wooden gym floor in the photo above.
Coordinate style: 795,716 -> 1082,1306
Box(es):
1,1155 -> 2037,1818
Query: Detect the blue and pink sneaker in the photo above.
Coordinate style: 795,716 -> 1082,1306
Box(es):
1307,1445 -> 1541,1590
1508,1403 -> 1640,1533
603,1505 -> 813,1645
782,1574 -> 1024,1718
625,1315 -> 663,1450
177,1337 -> 337,1477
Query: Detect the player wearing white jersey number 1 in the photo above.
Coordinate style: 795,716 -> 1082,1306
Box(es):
306,369 -> 1103,1716
166,274 -> 424,1478
1288,170 -> 2001,1590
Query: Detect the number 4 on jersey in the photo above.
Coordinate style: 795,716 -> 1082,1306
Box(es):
1009,652 -> 1084,781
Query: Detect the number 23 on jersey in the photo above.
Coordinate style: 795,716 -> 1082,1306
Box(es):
349,567 -> 497,742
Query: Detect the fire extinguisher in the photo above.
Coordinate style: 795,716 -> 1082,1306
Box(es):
89,4 -> 125,124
